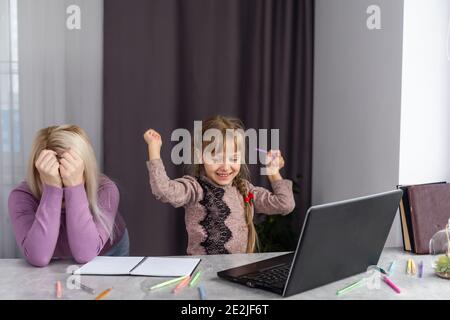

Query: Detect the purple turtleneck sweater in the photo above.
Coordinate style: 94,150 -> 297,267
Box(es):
8,176 -> 126,267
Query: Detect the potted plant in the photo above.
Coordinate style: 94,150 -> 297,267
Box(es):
430,219 -> 450,279
255,177 -> 304,252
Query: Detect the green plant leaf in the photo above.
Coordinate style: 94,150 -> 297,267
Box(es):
435,255 -> 450,273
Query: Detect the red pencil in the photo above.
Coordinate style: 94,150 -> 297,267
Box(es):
172,276 -> 191,293
56,281 -> 62,299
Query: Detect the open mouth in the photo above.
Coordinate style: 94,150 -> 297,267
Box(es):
216,172 -> 233,178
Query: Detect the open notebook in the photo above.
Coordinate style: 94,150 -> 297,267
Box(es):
74,256 -> 201,277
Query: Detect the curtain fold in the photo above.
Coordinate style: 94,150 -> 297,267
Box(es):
104,0 -> 314,255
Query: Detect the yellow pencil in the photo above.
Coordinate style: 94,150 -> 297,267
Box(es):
150,275 -> 187,290
95,287 -> 112,300
411,259 -> 417,275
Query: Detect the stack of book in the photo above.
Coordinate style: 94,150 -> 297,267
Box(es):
397,182 -> 450,254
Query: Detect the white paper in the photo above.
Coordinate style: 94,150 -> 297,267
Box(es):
130,257 -> 201,277
74,256 -> 145,275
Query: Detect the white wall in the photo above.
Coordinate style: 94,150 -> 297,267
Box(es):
313,0 -> 450,248
399,0 -> 450,186
312,0 -> 404,247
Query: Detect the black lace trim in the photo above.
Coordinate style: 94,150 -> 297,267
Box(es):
197,177 -> 232,254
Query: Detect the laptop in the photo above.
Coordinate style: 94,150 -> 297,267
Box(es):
217,189 -> 403,297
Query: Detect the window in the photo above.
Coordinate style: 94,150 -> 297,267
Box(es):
0,0 -> 20,153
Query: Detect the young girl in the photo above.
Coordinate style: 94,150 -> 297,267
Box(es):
143,115 -> 295,254
8,125 -> 128,267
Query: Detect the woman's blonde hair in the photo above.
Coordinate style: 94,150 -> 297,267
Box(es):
192,115 -> 259,253
27,125 -> 115,242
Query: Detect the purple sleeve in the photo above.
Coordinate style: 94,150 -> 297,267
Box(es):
8,184 -> 63,267
248,180 -> 296,215
64,182 -> 119,264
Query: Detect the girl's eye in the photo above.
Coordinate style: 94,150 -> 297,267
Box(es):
211,156 -> 222,163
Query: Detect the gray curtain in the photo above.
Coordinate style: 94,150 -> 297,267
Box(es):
103,0 -> 314,256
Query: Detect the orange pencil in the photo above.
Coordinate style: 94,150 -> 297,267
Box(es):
172,276 -> 191,293
55,281 -> 62,299
95,287 -> 112,300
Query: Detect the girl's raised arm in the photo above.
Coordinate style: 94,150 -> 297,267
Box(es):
144,128 -> 202,207
147,159 -> 201,207
248,150 -> 295,215
247,180 -> 295,215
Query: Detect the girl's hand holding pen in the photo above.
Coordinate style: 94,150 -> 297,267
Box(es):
266,150 -> 285,179
143,129 -> 162,160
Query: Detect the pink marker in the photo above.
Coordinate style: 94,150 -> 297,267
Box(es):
56,281 -> 62,298
172,276 -> 191,294
255,148 -> 268,154
382,275 -> 401,294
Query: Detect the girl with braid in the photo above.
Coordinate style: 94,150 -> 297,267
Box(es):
143,115 -> 295,254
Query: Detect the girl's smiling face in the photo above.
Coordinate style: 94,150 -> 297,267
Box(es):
202,138 -> 241,186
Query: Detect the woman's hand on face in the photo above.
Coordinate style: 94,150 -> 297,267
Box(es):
59,149 -> 85,187
143,129 -> 162,160
35,150 -> 62,188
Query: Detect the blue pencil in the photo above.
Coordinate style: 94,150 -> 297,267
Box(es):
198,285 -> 206,300
388,261 -> 396,275
419,261 -> 423,278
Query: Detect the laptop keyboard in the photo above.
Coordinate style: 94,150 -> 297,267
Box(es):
239,263 -> 291,290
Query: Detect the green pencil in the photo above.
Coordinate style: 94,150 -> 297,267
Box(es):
336,278 -> 366,296
189,271 -> 201,287
150,275 -> 188,290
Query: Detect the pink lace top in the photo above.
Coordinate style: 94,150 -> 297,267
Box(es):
147,159 -> 295,255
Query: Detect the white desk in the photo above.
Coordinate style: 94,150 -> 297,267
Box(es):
0,248 -> 446,299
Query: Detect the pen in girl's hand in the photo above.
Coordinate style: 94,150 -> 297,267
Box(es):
255,148 -> 268,154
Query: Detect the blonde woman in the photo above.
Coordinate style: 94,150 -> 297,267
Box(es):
8,125 -> 128,267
